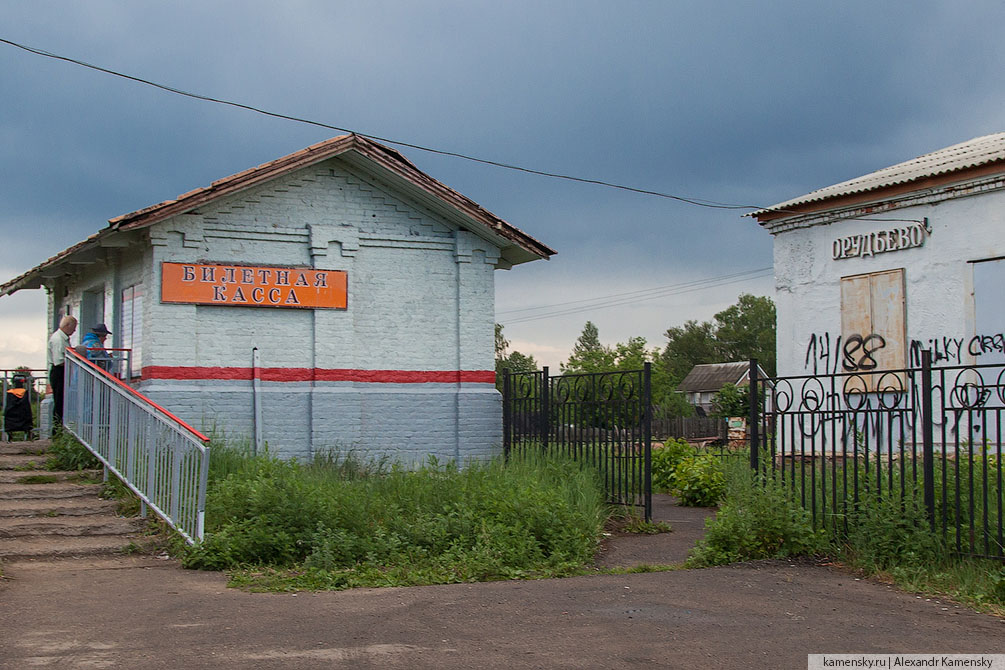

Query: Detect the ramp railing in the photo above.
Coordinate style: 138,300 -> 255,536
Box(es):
62,348 -> 209,544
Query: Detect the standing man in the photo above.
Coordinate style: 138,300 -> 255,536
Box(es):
48,315 -> 77,430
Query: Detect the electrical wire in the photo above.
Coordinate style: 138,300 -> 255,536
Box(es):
501,267 -> 773,324
0,36 -> 760,212
0,36 -> 930,225
497,267 -> 772,315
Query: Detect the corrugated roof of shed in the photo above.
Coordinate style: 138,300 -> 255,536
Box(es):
676,362 -> 750,393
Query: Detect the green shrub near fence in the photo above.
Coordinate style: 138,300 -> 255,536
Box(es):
651,438 -> 732,507
688,452 -> 1005,613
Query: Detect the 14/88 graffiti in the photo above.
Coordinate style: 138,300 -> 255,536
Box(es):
803,331 -> 1005,374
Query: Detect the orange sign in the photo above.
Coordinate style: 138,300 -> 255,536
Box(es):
161,263 -> 347,309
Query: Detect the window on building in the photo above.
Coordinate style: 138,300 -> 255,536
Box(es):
840,268 -> 906,391
972,258 -> 1005,367
120,285 -> 143,378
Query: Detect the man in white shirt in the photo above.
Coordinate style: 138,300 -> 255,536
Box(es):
47,315 -> 77,430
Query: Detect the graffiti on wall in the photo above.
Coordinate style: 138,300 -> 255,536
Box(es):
790,329 -> 1005,448
803,332 -> 888,375
803,331 -> 1005,373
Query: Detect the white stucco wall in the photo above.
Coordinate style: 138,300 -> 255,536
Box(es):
771,184 -> 1005,379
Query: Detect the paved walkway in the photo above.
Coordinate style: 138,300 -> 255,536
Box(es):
2,494 -> 1003,668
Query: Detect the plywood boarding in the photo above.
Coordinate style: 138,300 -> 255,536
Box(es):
840,268 -> 905,392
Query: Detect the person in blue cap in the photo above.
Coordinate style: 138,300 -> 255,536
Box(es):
82,323 -> 113,372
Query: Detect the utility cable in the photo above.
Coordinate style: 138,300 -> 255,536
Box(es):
497,266 -> 772,315
502,267 -> 773,324
0,36 -> 760,211
0,36 -> 931,224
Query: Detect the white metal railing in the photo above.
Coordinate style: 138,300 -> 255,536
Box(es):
63,348 -> 209,544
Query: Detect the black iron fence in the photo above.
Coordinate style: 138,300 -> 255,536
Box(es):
502,364 -> 652,520
750,353 -> 1005,561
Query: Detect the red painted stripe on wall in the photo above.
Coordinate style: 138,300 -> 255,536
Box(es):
142,366 -> 496,384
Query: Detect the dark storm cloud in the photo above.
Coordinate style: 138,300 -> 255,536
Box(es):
2,0 -> 1004,368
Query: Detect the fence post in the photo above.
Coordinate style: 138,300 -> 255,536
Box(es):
921,349 -> 935,530
502,368 -> 511,459
748,358 -> 760,473
643,362 -> 653,522
541,366 -> 550,451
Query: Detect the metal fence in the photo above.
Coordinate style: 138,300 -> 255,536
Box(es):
750,353 -> 1005,561
63,348 -> 210,544
503,364 -> 652,520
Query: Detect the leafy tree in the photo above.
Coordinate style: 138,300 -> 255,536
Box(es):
561,321 -> 615,374
712,294 -> 776,376
612,336 -> 649,370
494,323 -> 538,391
711,382 -> 748,418
660,293 -> 776,386
659,319 -> 718,382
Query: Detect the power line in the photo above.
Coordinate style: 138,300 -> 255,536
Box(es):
0,36 -> 753,211
501,267 -> 773,324
0,37 -> 931,226
497,267 -> 772,315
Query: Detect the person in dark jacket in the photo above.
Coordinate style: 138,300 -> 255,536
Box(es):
4,374 -> 33,437
82,323 -> 113,372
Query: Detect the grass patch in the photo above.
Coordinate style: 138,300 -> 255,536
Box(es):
100,474 -> 142,516
18,474 -> 63,484
46,432 -> 100,471
181,446 -> 608,591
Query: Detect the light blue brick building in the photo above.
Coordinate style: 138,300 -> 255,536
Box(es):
1,135 -> 554,462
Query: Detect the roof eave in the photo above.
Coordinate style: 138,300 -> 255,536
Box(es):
751,158 -> 1005,224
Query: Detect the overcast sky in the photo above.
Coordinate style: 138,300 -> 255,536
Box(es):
2,1 -> 1004,371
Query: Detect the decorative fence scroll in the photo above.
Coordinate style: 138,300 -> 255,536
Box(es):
751,353 -> 1004,561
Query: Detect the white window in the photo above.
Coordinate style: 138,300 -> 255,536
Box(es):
972,258 -> 1005,367
120,285 -> 143,378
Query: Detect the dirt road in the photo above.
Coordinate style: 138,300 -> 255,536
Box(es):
1,494 -> 1002,669
2,554 -> 1003,669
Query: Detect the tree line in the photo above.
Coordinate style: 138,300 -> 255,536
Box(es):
496,293 -> 775,416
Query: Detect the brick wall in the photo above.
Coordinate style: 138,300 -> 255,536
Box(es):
124,155 -> 505,462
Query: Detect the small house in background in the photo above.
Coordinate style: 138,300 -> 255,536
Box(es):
0,135 -> 555,463
677,361 -> 767,415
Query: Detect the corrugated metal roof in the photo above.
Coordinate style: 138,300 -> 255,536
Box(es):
751,132 -> 1005,218
676,362 -> 750,393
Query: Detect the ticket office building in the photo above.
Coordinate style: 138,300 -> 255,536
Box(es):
3,135 -> 554,462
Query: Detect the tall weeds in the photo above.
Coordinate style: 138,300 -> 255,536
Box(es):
183,447 -> 608,588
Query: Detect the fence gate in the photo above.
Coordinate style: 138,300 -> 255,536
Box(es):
503,364 -> 652,520
749,353 -> 1005,562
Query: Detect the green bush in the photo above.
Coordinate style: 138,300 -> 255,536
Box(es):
651,438 -> 695,493
686,461 -> 828,567
672,453 -> 726,507
835,487 -> 944,572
